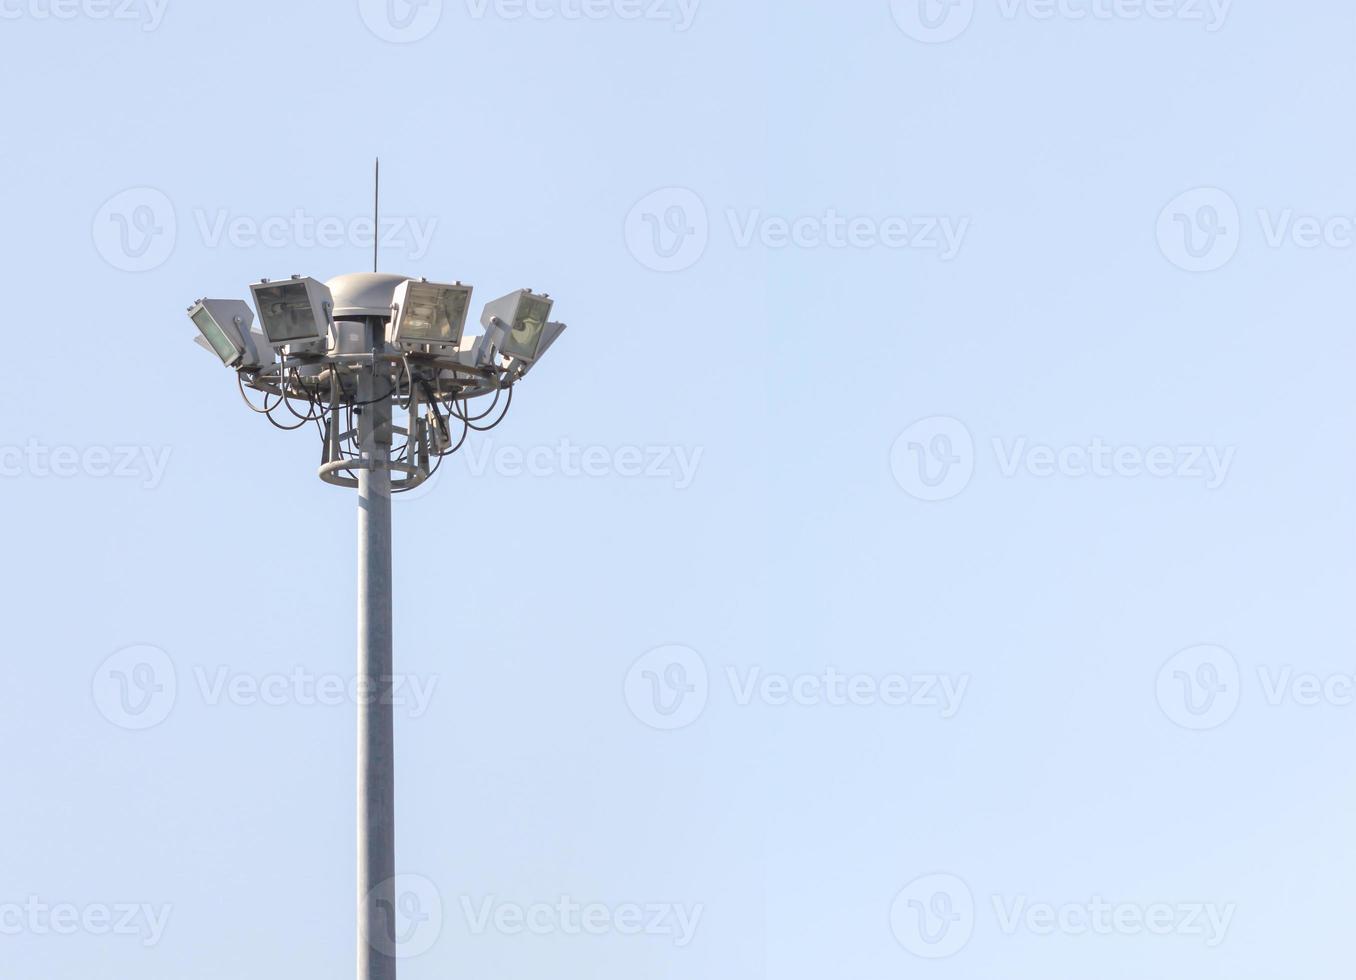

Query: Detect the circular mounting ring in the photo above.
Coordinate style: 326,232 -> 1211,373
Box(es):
318,457 -> 430,491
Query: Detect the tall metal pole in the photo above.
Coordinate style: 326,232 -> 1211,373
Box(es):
356,322 -> 397,980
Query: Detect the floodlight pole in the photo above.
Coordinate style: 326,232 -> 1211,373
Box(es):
356,322 -> 397,980
192,264 -> 562,978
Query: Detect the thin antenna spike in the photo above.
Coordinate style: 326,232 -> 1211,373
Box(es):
373,158 -> 380,273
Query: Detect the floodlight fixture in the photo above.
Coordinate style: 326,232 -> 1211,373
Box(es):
249,275 -> 333,351
508,321 -> 568,377
187,298 -> 270,369
480,288 -> 554,363
390,278 -> 473,352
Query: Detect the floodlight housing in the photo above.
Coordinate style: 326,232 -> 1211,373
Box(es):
188,298 -> 270,369
536,320 -> 567,360
391,279 -> 473,352
508,321 -> 568,377
250,276 -> 334,351
480,289 -> 554,363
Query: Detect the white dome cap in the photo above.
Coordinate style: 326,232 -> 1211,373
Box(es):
325,272 -> 410,318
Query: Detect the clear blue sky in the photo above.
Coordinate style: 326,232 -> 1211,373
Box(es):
1,1 -> 1353,977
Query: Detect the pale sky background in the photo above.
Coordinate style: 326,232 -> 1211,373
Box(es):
2,1 -> 1355,977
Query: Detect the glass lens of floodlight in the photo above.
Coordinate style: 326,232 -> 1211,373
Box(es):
192,307 -> 242,365
501,295 -> 553,360
254,282 -> 322,343
401,284 -> 471,345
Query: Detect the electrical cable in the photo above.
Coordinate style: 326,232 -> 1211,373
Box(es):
237,373 -> 275,414
452,387 -> 501,423
456,385 -> 513,431
264,401 -> 313,431
281,369 -> 321,422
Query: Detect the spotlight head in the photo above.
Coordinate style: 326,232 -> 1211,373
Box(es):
536,320 -> 567,359
480,289 -> 554,363
508,321 -> 567,377
390,279 -> 474,352
249,276 -> 333,352
188,298 -> 270,369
